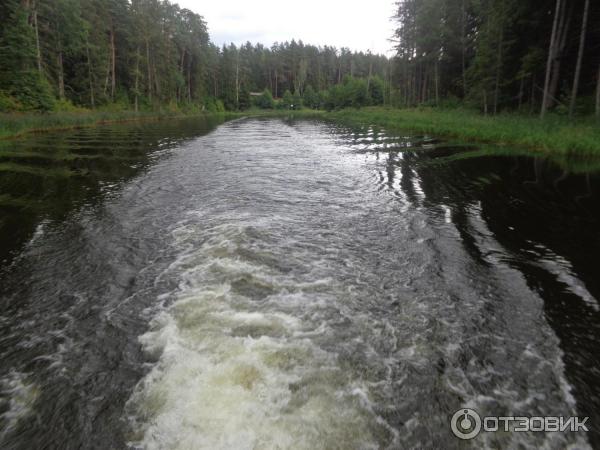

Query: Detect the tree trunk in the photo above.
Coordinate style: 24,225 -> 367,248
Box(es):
146,39 -> 152,102
414,63 -> 419,105
134,47 -> 140,112
57,50 -> 65,100
568,0 -> 590,118
235,51 -> 239,108
110,27 -> 116,100
187,56 -> 192,103
541,0 -> 562,118
405,58 -> 410,106
388,59 -> 393,106
87,41 -> 95,108
518,77 -> 524,111
103,54 -> 110,96
547,2 -> 573,110
179,49 -> 185,102
483,90 -> 488,116
434,59 -> 439,106
32,1 -> 42,73
421,70 -> 428,104
461,0 -> 467,97
366,60 -> 372,96
529,75 -> 536,115
213,68 -> 218,98
153,63 -> 160,98
493,28 -> 504,115
596,65 -> 600,119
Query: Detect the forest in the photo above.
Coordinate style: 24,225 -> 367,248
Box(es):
0,0 -> 389,113
393,0 -> 600,117
0,0 -> 599,118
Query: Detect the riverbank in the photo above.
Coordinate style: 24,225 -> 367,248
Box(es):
0,110 -> 229,140
327,107 -> 600,155
3,107 -> 599,156
0,109 -> 327,140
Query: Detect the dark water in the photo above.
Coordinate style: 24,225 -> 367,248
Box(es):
0,117 -> 599,449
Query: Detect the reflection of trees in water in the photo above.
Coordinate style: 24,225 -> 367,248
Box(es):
0,118 -> 222,264
385,149 -> 600,448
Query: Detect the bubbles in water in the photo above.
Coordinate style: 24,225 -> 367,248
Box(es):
126,221 -> 394,449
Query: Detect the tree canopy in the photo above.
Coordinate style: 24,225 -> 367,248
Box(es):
391,0 -> 600,115
0,0 -> 390,112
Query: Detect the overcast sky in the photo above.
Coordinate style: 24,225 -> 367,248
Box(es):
174,0 -> 397,56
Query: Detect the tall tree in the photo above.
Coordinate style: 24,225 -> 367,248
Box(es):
568,0 -> 590,118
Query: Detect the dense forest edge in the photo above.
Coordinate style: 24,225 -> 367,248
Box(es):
1,0 -> 599,153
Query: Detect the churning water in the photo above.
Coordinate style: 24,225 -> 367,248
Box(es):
0,117 -> 599,449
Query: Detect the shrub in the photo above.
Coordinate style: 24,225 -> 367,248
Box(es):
8,71 -> 55,112
0,91 -> 21,112
281,90 -> 293,109
292,91 -> 303,110
255,89 -> 275,109
303,85 -> 319,109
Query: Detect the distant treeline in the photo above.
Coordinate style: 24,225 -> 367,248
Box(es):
392,0 -> 600,117
3,0 -> 599,117
0,0 -> 389,113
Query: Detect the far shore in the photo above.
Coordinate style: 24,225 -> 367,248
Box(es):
2,107 -> 599,156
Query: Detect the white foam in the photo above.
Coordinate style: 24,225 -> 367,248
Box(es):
128,294 -> 389,449
0,371 -> 39,437
126,223 -> 392,449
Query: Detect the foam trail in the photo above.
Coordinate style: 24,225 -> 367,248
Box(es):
126,221 -> 394,449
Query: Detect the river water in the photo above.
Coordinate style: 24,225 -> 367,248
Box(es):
0,117 -> 599,449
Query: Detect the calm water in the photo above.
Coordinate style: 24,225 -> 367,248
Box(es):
0,117 -> 599,449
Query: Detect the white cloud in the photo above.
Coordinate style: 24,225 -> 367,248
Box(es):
174,0 -> 397,56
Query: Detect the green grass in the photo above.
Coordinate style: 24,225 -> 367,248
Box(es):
3,106 -> 598,158
326,107 -> 600,156
0,110 -> 232,140
234,108 -> 326,120
0,108 -> 326,140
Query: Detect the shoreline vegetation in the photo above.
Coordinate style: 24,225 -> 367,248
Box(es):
2,0 -> 599,156
326,107 -> 600,155
0,110 -> 189,140
0,109 -> 327,140
2,107 -> 599,157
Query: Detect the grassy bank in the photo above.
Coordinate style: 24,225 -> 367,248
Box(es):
0,108 -> 327,140
327,107 -> 600,155
3,107 -> 598,157
0,110 -> 237,140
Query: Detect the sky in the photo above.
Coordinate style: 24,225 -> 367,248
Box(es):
174,0 -> 397,56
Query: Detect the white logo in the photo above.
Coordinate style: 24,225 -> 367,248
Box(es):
450,408 -> 589,440
451,408 -> 482,440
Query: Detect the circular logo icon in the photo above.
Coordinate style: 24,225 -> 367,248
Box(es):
451,408 -> 482,440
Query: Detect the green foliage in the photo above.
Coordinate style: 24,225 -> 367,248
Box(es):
324,76 -> 370,110
0,0 -> 393,114
392,0 -> 600,115
0,109 -> 230,140
368,76 -> 385,106
53,99 -> 88,112
328,107 -> 600,155
281,90 -> 294,109
0,92 -> 21,112
302,85 -> 319,109
255,89 -> 275,109
205,97 -> 225,113
0,0 -> 37,85
238,87 -> 251,110
291,91 -> 303,110
9,72 -> 55,112
0,0 -> 54,112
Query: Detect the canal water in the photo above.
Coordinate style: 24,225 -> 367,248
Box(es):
0,117 -> 598,449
